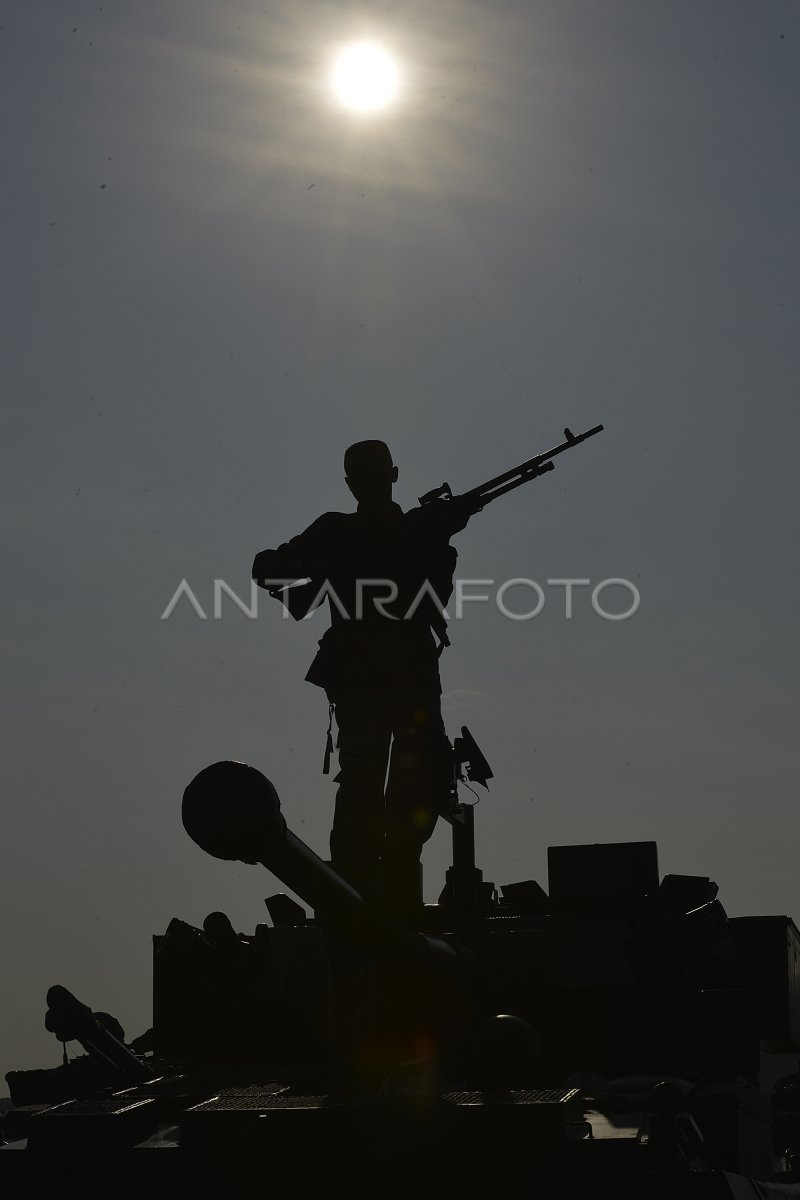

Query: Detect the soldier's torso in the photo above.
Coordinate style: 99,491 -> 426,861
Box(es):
305,505 -> 456,695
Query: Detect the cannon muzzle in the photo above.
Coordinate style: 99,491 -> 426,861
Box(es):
182,761 -> 456,961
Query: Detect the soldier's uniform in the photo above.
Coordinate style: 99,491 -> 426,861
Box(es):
253,498 -> 468,908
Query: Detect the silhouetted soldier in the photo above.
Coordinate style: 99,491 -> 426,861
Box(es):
253,441 -> 471,913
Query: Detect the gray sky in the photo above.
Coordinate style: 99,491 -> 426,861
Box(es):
2,0 -> 798,1087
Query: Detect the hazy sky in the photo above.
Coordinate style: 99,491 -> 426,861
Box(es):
2,0 -> 798,1087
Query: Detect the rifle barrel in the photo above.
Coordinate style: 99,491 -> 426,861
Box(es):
461,423 -> 604,506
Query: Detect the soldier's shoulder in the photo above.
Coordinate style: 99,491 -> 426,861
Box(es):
309,510 -> 354,531
299,510 -> 357,544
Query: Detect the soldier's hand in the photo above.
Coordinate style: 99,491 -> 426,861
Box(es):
445,495 -> 478,534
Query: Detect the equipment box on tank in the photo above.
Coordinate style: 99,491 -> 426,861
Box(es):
731,916 -> 800,1051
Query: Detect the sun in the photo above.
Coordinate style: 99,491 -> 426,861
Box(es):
329,41 -> 401,114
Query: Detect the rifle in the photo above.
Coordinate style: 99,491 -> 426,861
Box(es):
418,423 -> 604,511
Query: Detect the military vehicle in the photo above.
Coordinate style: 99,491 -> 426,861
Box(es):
4,740 -> 800,1198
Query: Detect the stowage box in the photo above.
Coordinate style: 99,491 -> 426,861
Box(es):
730,915 -> 800,1051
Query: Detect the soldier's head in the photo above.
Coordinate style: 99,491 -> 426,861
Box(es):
344,440 -> 398,505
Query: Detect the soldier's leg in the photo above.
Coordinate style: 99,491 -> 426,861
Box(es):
382,691 -> 451,911
329,692 -> 392,896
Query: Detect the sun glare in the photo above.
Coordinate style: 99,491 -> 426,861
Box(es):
330,41 -> 400,114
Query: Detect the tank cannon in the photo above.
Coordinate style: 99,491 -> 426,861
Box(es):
181,759 -> 460,964
181,759 -> 483,1093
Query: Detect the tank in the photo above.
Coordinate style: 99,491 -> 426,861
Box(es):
4,741 -> 800,1198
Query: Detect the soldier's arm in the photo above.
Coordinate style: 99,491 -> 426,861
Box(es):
252,514 -> 340,589
411,496 -> 475,543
